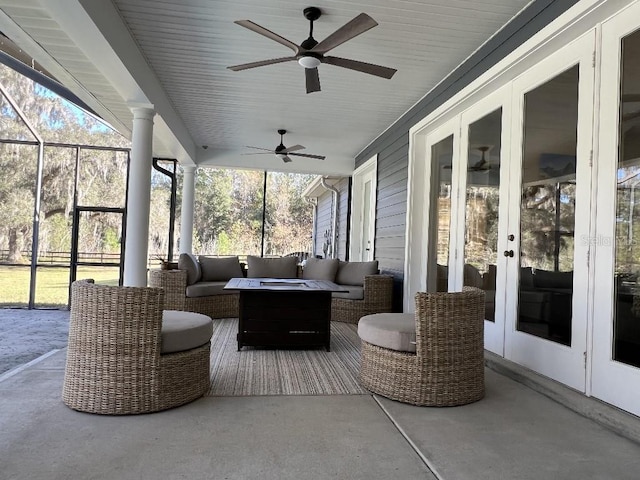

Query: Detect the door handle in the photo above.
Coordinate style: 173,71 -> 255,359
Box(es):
503,250 -> 514,257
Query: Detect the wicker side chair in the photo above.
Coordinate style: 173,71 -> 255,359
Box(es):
63,280 -> 211,415
149,269 -> 239,319
331,274 -> 394,324
358,287 -> 485,406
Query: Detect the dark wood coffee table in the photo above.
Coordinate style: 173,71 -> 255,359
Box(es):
224,278 -> 346,351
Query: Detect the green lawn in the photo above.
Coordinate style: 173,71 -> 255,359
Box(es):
0,265 -> 120,308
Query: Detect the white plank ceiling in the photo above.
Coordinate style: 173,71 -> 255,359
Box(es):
0,0 -> 532,175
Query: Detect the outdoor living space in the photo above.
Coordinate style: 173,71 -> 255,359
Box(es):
2,308 -> 640,480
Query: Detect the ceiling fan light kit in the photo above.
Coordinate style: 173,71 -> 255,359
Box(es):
228,6 -> 397,94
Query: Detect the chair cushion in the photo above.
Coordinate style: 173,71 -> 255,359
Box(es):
247,255 -> 298,278
198,255 -> 243,282
335,261 -> 379,286
358,313 -> 416,353
178,253 -> 201,285
302,258 -> 339,282
161,310 -> 213,354
185,281 -> 234,298
332,285 -> 364,300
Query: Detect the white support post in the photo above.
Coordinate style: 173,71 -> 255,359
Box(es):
179,165 -> 197,254
123,106 -> 155,286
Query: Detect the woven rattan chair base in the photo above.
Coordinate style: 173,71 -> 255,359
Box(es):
358,287 -> 485,407
331,275 -> 394,324
62,281 -> 211,415
359,341 -> 484,406
149,269 -> 239,319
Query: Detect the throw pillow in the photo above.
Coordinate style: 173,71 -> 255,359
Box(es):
302,258 -> 339,282
335,260 -> 379,286
178,253 -> 201,285
198,256 -> 243,282
247,255 -> 298,278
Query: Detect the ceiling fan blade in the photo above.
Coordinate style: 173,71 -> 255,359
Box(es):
283,144 -> 305,153
305,67 -> 321,93
245,146 -> 274,152
228,56 -> 296,71
289,152 -> 326,160
311,13 -> 378,55
282,155 -> 293,163
323,56 -> 396,79
241,152 -> 274,155
234,20 -> 300,54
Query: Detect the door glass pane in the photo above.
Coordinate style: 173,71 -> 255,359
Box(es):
518,66 -> 578,346
614,28 -> 640,368
432,135 -> 454,292
463,109 -> 502,321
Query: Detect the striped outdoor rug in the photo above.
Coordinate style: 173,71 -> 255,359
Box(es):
207,318 -> 367,396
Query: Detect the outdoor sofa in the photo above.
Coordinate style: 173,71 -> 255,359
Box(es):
149,254 -> 394,323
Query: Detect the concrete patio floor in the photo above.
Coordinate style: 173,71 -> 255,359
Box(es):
2,309 -> 640,479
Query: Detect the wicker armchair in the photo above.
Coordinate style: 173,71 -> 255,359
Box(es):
149,269 -> 239,319
331,274 -> 394,324
358,287 -> 485,406
62,280 -> 211,415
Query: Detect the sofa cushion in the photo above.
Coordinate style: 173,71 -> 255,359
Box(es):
303,258 -> 339,282
161,310 -> 213,354
332,286 -> 364,300
358,313 -> 416,353
247,255 -> 298,278
178,253 -> 201,285
335,260 -> 378,286
533,269 -> 573,289
186,281 -> 234,298
198,255 -> 243,282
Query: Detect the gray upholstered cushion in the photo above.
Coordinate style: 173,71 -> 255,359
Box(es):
185,281 -> 234,298
247,255 -> 298,278
198,255 -> 243,282
358,313 -> 416,353
161,310 -> 213,354
332,286 -> 364,300
335,261 -> 378,286
178,253 -> 201,285
303,258 -> 339,281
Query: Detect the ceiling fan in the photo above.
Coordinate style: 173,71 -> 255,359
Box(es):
228,6 -> 397,94
443,146 -> 497,172
243,129 -> 326,163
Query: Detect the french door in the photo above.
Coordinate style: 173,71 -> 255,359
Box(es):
350,156 -> 377,262
502,31 -> 596,392
592,2 -> 640,416
453,88 -> 512,355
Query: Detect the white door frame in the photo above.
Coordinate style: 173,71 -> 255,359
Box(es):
591,1 -> 640,416
404,117 -> 460,312
503,31 -> 596,392
350,155 -> 377,262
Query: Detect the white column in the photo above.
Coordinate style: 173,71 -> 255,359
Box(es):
179,165 -> 197,254
123,106 -> 155,286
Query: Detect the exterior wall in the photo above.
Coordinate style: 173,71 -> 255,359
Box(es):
312,178 -> 350,260
354,0 -> 579,312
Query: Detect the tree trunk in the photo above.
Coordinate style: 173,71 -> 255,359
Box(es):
7,228 -> 25,263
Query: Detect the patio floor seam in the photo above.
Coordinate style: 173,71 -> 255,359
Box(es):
371,394 -> 442,480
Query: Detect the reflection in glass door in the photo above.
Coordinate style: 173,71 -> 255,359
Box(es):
430,135 -> 454,292
463,109 -> 502,321
518,66 -> 578,346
